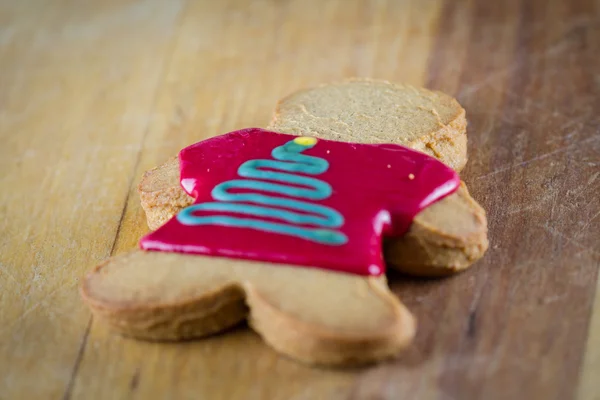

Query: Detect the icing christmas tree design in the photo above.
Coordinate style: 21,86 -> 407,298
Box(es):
176,136 -> 347,245
141,128 -> 459,276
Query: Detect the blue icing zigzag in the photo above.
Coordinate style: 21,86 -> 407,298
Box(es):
176,138 -> 348,245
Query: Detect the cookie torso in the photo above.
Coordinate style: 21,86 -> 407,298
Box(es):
140,129 -> 460,276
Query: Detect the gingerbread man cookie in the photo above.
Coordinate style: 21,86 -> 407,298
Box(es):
82,128 -> 486,366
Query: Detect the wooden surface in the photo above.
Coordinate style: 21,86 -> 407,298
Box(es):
1,0 -> 599,399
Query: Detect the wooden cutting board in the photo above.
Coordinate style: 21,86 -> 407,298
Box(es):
1,0 -> 598,399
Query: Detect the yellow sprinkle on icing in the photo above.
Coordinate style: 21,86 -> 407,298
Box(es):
293,136 -> 317,146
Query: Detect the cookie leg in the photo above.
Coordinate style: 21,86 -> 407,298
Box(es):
81,251 -> 415,366
244,267 -> 415,366
81,251 -> 248,340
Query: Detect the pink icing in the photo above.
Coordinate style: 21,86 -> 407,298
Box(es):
140,128 -> 460,276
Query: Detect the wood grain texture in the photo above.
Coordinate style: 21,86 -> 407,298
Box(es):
0,0 -> 598,399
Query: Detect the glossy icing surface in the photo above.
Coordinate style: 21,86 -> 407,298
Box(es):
140,128 -> 460,276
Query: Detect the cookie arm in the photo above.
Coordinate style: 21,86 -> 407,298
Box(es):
139,157 -> 194,231
385,182 -> 488,276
